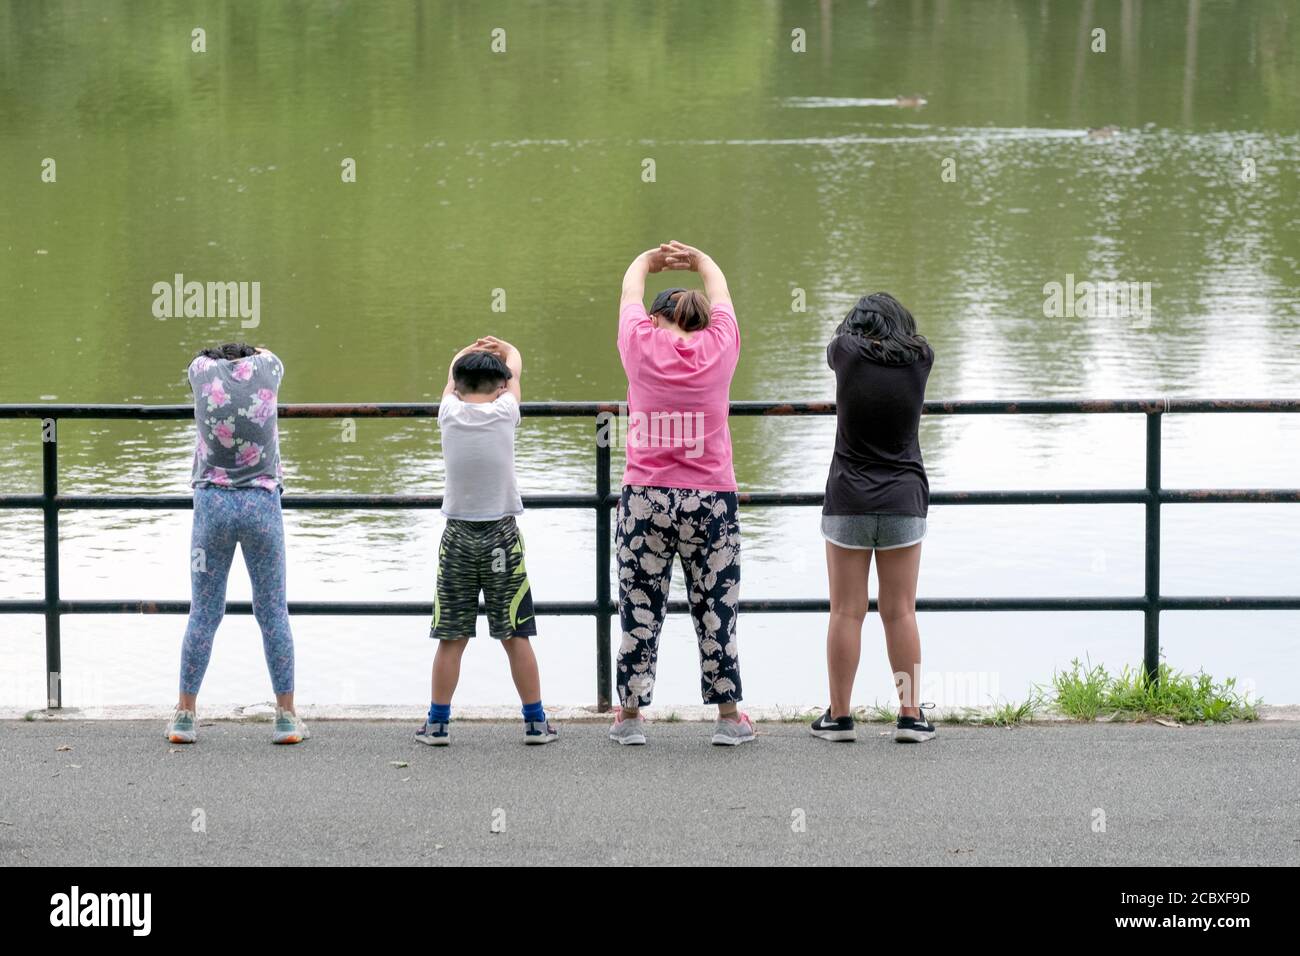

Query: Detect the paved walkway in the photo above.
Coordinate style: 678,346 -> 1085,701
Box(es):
2,720 -> 1296,866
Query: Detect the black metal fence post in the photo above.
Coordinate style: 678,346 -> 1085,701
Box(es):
1144,409 -> 1163,686
595,412 -> 613,712
42,417 -> 61,709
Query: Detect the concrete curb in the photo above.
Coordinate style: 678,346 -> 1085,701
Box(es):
7,702 -> 1296,723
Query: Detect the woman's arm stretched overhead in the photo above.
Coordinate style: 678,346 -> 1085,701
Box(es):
620,246 -> 673,309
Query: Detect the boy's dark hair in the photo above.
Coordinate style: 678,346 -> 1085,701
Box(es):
453,350 -> 512,394
196,342 -> 257,361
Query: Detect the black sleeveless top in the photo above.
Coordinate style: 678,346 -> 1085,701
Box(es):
823,333 -> 932,517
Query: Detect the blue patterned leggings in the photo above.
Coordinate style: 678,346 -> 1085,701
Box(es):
179,486 -> 295,695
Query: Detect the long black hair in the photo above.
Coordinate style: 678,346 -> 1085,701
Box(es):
835,293 -> 930,365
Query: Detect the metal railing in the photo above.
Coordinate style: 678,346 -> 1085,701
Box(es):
2,399 -> 1298,712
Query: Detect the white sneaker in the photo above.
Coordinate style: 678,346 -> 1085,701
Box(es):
166,708 -> 197,744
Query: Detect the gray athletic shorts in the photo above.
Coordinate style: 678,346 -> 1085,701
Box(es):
821,513 -> 926,551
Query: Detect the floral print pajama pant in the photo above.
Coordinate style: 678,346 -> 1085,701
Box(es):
179,485 -> 295,695
615,485 -> 742,708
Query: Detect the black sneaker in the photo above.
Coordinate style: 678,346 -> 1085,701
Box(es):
894,704 -> 937,743
810,708 -> 857,742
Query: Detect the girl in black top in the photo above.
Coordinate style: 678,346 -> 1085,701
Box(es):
811,294 -> 937,744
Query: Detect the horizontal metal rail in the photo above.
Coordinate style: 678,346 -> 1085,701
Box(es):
3,398 -> 1300,421
4,596 -> 1297,616
0,398 -> 1296,711
5,488 -> 1300,511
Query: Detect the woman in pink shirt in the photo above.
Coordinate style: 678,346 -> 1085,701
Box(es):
609,240 -> 754,747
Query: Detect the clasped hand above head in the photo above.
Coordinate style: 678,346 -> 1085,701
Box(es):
641,239 -> 707,273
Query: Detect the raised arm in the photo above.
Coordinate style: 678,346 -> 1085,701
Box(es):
662,240 -> 731,308
620,247 -> 672,308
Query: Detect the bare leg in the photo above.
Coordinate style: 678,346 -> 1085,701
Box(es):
875,543 -> 923,718
825,542 -> 872,718
431,638 -> 470,704
500,636 -> 542,703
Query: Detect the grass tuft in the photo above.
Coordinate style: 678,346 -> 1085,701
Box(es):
777,707 -> 823,724
1044,657 -> 1258,724
857,698 -> 1039,726
981,697 -> 1039,727
858,702 -> 899,723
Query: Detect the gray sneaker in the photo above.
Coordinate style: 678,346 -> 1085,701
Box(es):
272,707 -> 309,745
711,712 -> 756,746
609,711 -> 647,746
166,708 -> 197,744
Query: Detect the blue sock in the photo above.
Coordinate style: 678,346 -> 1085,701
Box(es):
429,702 -> 451,725
522,700 -> 545,724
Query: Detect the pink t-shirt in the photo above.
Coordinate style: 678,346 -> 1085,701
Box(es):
616,300 -> 740,491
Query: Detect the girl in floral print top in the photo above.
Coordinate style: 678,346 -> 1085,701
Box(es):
167,341 -> 306,748
188,344 -> 285,493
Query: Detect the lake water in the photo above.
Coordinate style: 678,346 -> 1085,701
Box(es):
2,0 -> 1298,712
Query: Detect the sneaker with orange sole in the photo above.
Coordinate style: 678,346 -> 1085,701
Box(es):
272,707 -> 310,745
